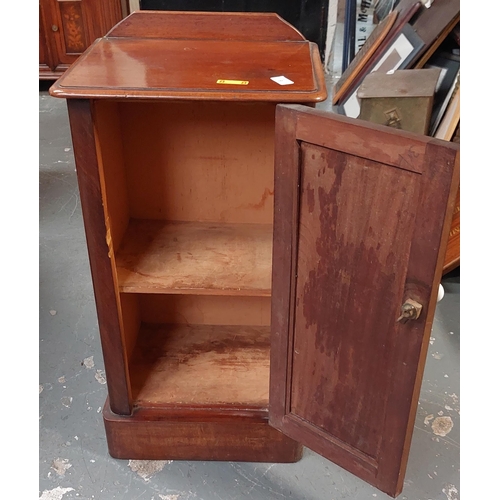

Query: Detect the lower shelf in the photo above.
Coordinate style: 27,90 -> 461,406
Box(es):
107,322 -> 298,461
129,323 -> 271,407
103,400 -> 302,462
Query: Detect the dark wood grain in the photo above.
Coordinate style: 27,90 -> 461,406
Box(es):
49,11 -> 326,102
269,105 -> 300,428
107,10 -> 306,41
295,107 -> 428,172
50,40 -> 325,101
269,104 -> 459,497
67,99 -> 132,415
291,142 -> 419,459
103,399 -> 302,462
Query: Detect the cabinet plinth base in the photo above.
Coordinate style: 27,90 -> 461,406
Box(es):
103,400 -> 302,462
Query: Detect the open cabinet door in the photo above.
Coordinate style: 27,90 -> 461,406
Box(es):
269,105 -> 459,497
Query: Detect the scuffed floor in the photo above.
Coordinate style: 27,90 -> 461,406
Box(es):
39,81 -> 460,500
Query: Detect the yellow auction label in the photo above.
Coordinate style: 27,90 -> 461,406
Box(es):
216,79 -> 249,85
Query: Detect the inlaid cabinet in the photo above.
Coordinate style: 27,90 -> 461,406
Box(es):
39,0 -> 123,79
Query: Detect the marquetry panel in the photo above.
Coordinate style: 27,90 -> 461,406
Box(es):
58,1 -> 88,54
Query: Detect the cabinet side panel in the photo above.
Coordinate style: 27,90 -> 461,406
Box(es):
93,101 -> 139,363
67,99 -> 132,415
119,101 -> 276,224
120,293 -> 141,362
269,105 -> 300,424
93,100 -> 130,250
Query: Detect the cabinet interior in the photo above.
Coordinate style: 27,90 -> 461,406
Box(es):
93,100 -> 276,411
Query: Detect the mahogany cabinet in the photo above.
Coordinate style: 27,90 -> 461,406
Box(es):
49,11 -> 459,498
39,0 -> 123,79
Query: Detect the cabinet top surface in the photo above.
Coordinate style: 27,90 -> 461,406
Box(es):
50,11 -> 327,102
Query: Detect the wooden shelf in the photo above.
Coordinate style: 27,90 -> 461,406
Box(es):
129,323 -> 270,408
116,220 -> 273,296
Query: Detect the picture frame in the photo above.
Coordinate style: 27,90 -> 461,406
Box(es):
424,50 -> 460,136
434,77 -> 460,141
332,10 -> 398,105
338,22 -> 425,118
333,0 -> 422,106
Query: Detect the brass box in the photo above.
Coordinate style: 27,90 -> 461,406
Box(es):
357,69 -> 441,135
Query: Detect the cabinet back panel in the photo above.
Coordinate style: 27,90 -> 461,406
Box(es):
118,101 -> 276,224
138,294 -> 271,326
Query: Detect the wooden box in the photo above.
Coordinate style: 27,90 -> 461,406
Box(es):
358,69 -> 441,135
49,11 -> 459,498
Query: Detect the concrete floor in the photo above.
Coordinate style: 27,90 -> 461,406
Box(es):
39,80 -> 460,500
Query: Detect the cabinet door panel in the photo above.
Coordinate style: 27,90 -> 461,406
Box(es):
50,0 -> 89,67
40,1 -> 56,75
269,105 -> 459,497
44,0 -> 123,76
58,1 -> 89,54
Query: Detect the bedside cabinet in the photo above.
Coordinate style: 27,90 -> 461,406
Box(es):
50,11 -> 459,498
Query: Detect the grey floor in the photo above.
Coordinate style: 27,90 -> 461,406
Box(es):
39,80 -> 460,500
